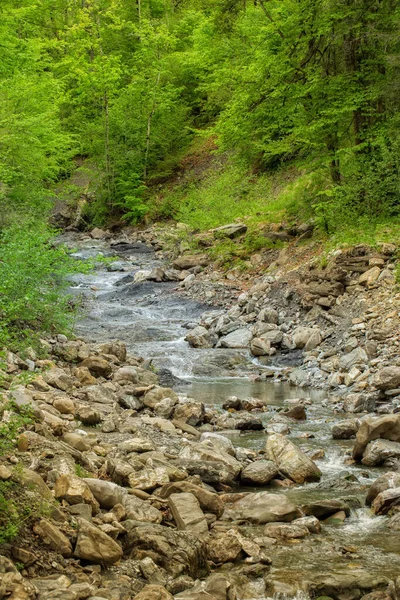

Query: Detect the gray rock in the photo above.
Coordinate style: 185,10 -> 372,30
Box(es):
353,414 -> 400,460
169,493 -> 208,535
374,367 -> 400,391
219,328 -> 253,349
265,433 -> 321,484
366,472 -> 400,505
332,419 -> 360,439
361,439 -> 400,466
240,460 -> 278,486
223,492 -> 301,524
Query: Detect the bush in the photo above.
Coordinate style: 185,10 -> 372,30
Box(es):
0,219 -> 85,349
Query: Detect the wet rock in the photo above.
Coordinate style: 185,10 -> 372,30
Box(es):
235,417 -> 264,431
332,419 -> 360,439
219,328 -> 253,349
223,492 -> 301,524
302,499 -> 351,519
54,475 -> 99,514
263,522 -> 309,539
352,414 -> 400,460
366,472 -> 400,505
240,460 -> 278,486
125,523 -> 209,578
157,482 -> 224,517
169,493 -> 208,535
294,515 -> 321,534
372,487 -> 400,515
265,433 -> 322,483
33,519 -> 72,556
308,570 -> 390,600
373,367 -> 400,391
282,404 -> 307,420
80,356 -> 112,378
361,439 -> 400,466
74,517 -> 123,565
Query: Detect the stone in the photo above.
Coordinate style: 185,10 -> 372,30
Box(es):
373,367 -> 400,391
265,433 -> 322,483
119,438 -> 155,453
173,256 -> 210,270
258,308 -> 279,324
240,460 -> 278,486
263,522 -> 309,539
54,475 -> 99,513
134,586 -> 174,600
80,356 -> 112,378
250,336 -> 271,356
352,414 -> 400,460
74,518 -> 123,565
366,472 -> 400,505
206,531 -> 242,563
339,348 -> 368,371
200,433 -> 235,456
83,478 -> 126,509
53,397 -> 75,415
302,499 -> 351,519
343,393 -> 376,413
371,487 -> 400,515
0,465 -> 12,480
126,523 -> 208,578
128,467 -> 170,491
359,266 -> 381,286
294,515 -> 321,534
212,223 -> 247,238
20,468 -> 53,501
62,432 -> 90,452
186,326 -> 215,349
143,386 -> 179,409
122,494 -> 163,524
292,327 -> 321,349
113,366 -> 138,383
219,328 -> 253,349
43,368 -> 74,392
169,493 -> 208,535
361,439 -> 400,466
223,492 -> 301,524
173,401 -> 205,426
332,419 -> 360,439
282,404 -> 307,420
179,441 -> 241,484
76,405 -> 102,425
157,482 -> 224,517
90,227 -> 108,239
33,519 -> 72,556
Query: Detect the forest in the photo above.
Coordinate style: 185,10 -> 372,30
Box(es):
1,0 -> 400,345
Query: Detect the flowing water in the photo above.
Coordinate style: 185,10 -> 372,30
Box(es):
64,234 -> 400,592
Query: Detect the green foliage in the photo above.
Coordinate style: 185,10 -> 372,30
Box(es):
0,220 -> 86,350
0,401 -> 35,455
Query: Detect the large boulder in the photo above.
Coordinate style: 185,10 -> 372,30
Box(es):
125,523 -> 209,578
122,494 -> 163,524
292,327 -> 321,350
157,482 -> 224,517
373,367 -> 400,391
240,460 -> 278,486
332,419 -> 360,439
54,475 -> 99,514
74,518 -> 123,565
169,493 -> 208,535
219,328 -> 253,349
302,499 -> 351,519
33,520 -> 72,557
352,414 -> 400,460
80,356 -> 112,378
265,434 -> 322,483
222,492 -> 301,524
83,478 -> 126,509
179,441 -> 241,484
371,487 -> 400,515
361,439 -> 400,466
366,472 -> 400,505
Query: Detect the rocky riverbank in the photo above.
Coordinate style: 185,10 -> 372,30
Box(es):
1,225 -> 400,600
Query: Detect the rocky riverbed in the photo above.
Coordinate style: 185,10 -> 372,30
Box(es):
1,227 -> 400,600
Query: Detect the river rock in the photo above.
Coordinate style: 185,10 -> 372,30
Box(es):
265,434 -> 322,483
157,482 -> 224,517
250,336 -> 271,356
173,255 -> 210,270
125,523 -> 209,578
223,492 -> 301,524
169,493 -> 208,535
143,386 -> 179,409
361,439 -> 400,466
332,419 -> 360,439
185,326 -> 216,349
219,328 -> 253,349
179,441 -> 241,484
373,367 -> 400,391
282,404 -> 307,420
206,531 -> 242,563
294,515 -> 321,533
113,366 -> 138,383
174,401 -> 205,426
200,433 -> 235,456
240,460 -> 278,486
83,478 -> 126,509
371,487 -> 400,515
263,522 -> 309,539
54,475 -> 99,514
80,356 -> 112,378
366,472 -> 400,505
53,397 -> 75,415
134,585 -> 173,600
302,499 -> 351,519
74,518 -> 123,565
352,414 -> 400,460
33,519 -> 72,556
